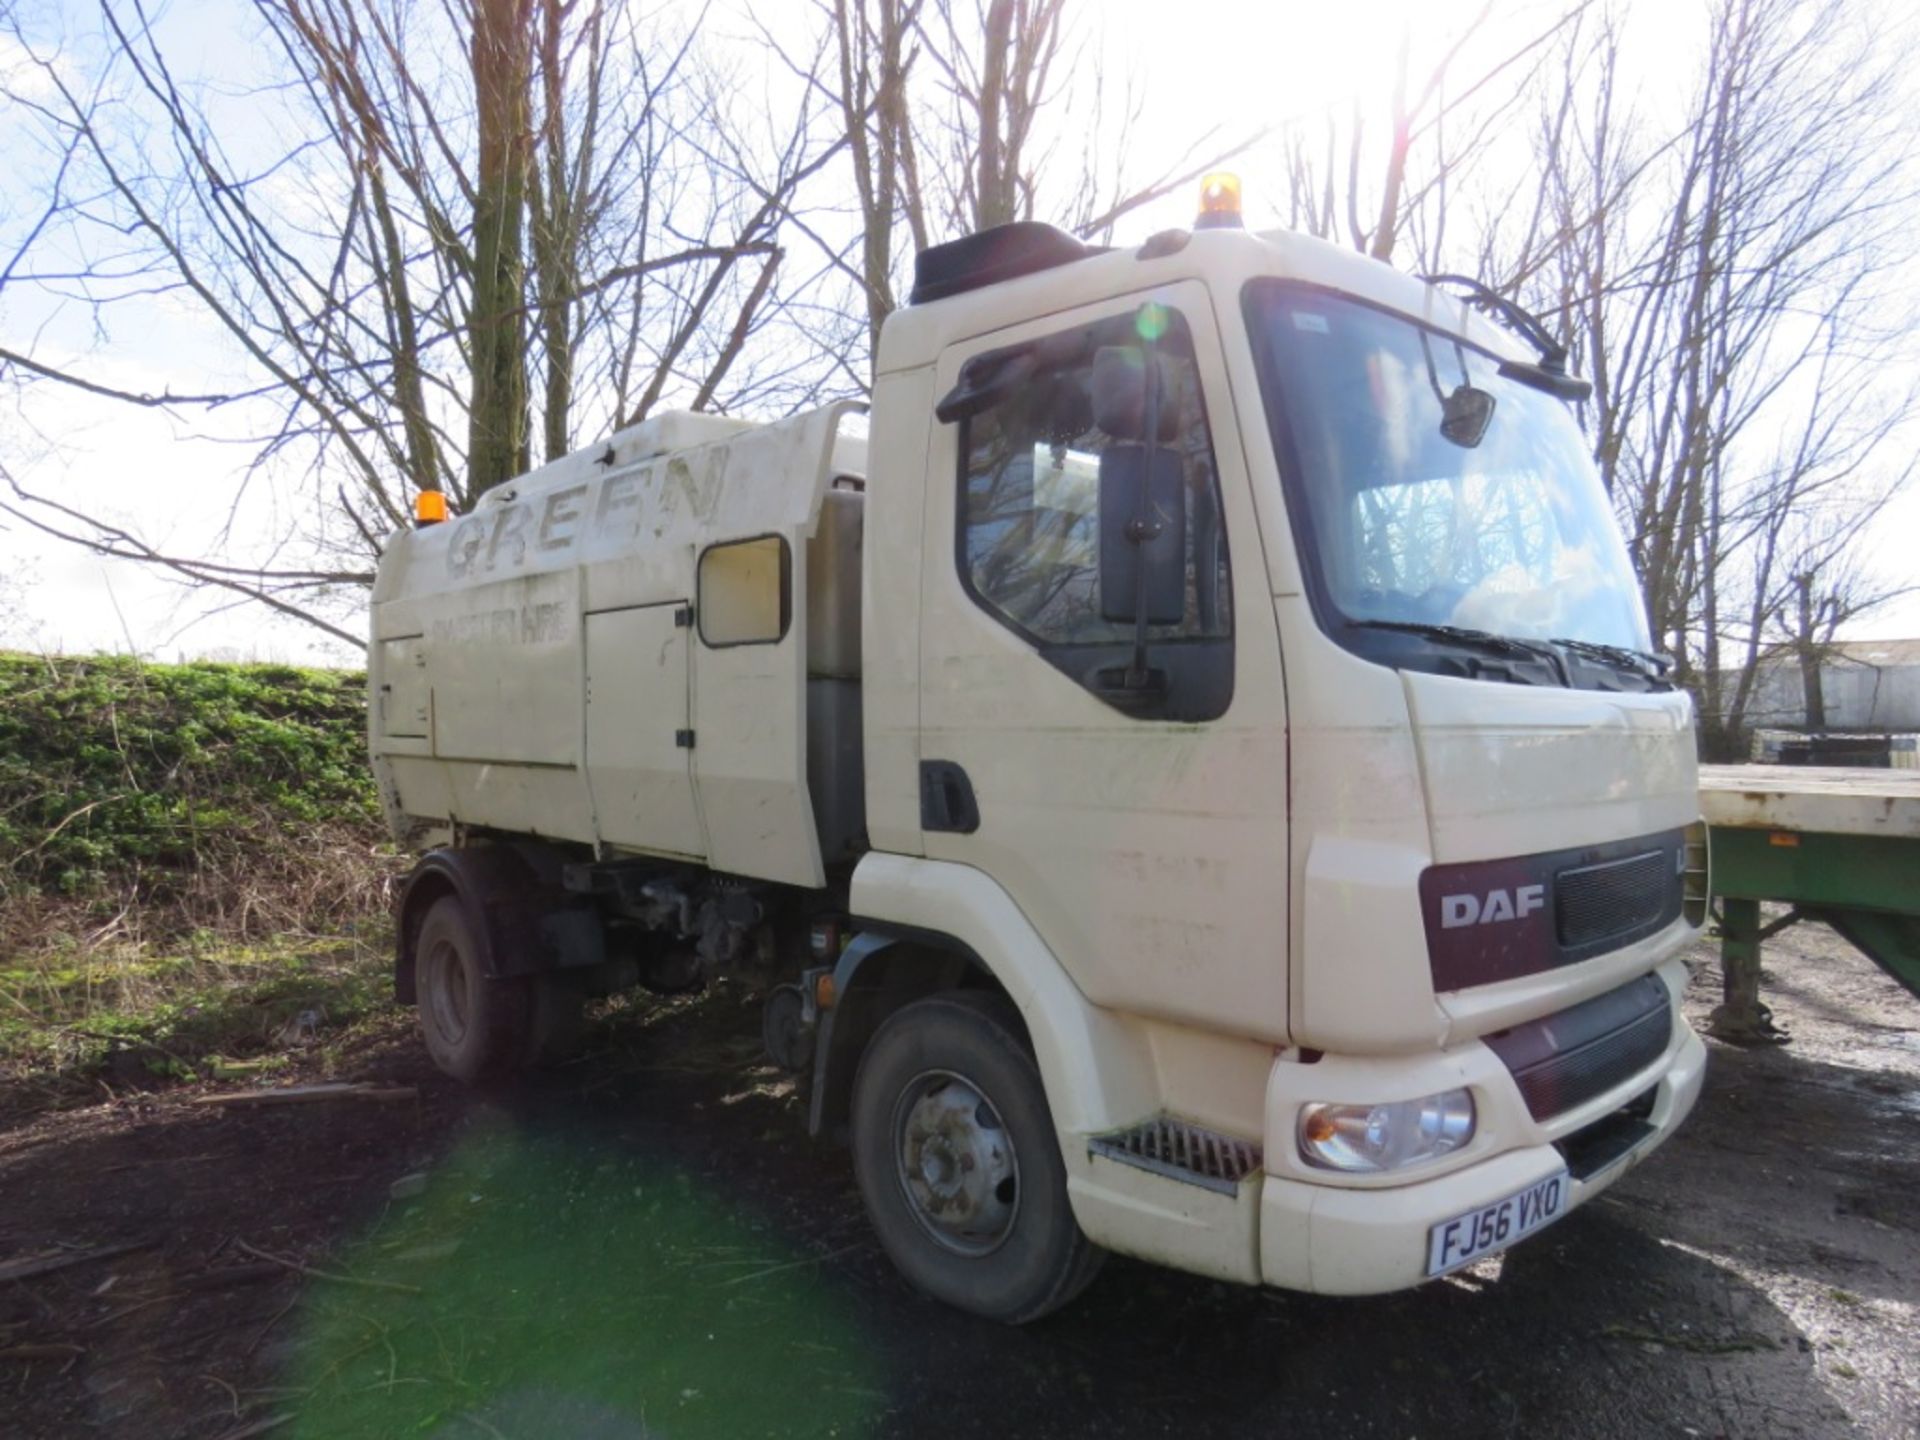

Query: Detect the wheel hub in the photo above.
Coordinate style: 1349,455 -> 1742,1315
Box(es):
894,1071 -> 1019,1256
424,937 -> 469,1045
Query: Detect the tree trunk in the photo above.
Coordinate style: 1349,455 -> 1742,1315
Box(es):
1799,650 -> 1828,732
975,0 -> 1015,229
1795,573 -> 1828,731
468,0 -> 534,496
1368,23 -> 1413,261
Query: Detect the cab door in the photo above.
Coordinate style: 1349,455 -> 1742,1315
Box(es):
916,282 -> 1291,1041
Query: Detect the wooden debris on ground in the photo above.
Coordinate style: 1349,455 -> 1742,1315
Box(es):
0,1239 -> 155,1283
233,1239 -> 422,1296
192,1082 -> 417,1108
209,1413 -> 294,1440
0,1343 -> 86,1362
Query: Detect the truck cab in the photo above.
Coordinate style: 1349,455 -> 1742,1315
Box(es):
369,185 -> 1708,1322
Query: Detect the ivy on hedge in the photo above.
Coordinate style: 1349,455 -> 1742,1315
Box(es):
0,653 -> 379,896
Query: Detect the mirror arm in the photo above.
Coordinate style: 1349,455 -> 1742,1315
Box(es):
1123,323 -> 1165,689
1090,663 -> 1170,711
934,348 -> 1038,424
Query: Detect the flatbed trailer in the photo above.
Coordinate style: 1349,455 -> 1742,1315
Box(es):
1698,764 -> 1920,1042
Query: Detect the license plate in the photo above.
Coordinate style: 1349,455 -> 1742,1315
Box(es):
1426,1168 -> 1569,1276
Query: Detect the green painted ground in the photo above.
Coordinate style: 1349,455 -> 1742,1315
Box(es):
285,1123 -> 886,1439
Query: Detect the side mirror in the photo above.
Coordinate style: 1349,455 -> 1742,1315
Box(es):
1098,445 -> 1186,624
1439,384 -> 1496,448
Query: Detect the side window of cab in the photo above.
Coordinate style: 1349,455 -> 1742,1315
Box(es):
949,305 -> 1233,721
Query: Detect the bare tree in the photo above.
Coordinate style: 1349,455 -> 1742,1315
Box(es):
1320,0 -> 1918,757
1751,487 -> 1918,733
1268,3 -> 1591,269
0,0 -> 838,644
785,0 -> 1267,376
918,0 -> 1069,233
468,0 -> 535,492
6,0 -> 1914,687
1526,0 -> 1918,755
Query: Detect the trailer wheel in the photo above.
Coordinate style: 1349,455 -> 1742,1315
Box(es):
850,993 -> 1102,1323
415,895 -> 532,1083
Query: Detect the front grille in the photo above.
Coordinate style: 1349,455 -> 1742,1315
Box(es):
1089,1116 -> 1262,1195
1556,848 -> 1670,949
1485,975 -> 1674,1122
1423,827 -> 1687,991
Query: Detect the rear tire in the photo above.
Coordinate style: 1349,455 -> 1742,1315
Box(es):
850,992 -> 1103,1323
414,895 -> 533,1083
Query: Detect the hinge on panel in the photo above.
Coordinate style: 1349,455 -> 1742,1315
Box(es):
674,605 -> 694,627
675,729 -> 696,749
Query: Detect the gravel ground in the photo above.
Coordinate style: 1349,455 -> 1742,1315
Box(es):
1,919 -> 1915,1439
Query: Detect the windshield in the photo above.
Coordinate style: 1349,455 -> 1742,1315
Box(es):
1244,282 -> 1650,662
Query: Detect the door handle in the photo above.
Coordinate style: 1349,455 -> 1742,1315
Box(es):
920,760 -> 980,834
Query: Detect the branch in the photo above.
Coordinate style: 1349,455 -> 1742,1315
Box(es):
0,480 -> 369,651
1072,125 -> 1274,240
0,347 -> 253,409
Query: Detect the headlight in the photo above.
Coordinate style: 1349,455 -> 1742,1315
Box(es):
1298,1089 -> 1476,1173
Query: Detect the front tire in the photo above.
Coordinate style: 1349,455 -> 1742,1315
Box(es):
850,993 -> 1103,1323
415,895 -> 533,1083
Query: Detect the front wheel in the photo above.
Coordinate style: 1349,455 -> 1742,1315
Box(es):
850,993 -> 1103,1323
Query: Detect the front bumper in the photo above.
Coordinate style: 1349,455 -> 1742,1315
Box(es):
1258,968 -> 1706,1293
1062,958 -> 1706,1294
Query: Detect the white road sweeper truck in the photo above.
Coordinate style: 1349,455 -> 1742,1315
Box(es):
369,177 -> 1709,1322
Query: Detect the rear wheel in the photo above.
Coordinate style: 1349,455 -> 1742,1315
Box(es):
850,992 -> 1103,1323
415,895 -> 533,1083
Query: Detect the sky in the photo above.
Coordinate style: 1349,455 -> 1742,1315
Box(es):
2,0 -> 1916,663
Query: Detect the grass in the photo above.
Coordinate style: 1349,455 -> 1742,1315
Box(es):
0,650 -> 400,1105
0,650 -> 382,927
0,923 -> 397,1099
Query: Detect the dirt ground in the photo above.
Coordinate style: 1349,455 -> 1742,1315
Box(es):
2,920 -> 1916,1440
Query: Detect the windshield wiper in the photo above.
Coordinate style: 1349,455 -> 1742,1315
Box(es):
1350,620 -> 1564,669
1353,622 -> 1674,690
1547,637 -> 1673,681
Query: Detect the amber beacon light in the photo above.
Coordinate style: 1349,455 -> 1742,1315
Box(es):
414,489 -> 449,526
1195,171 -> 1243,229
